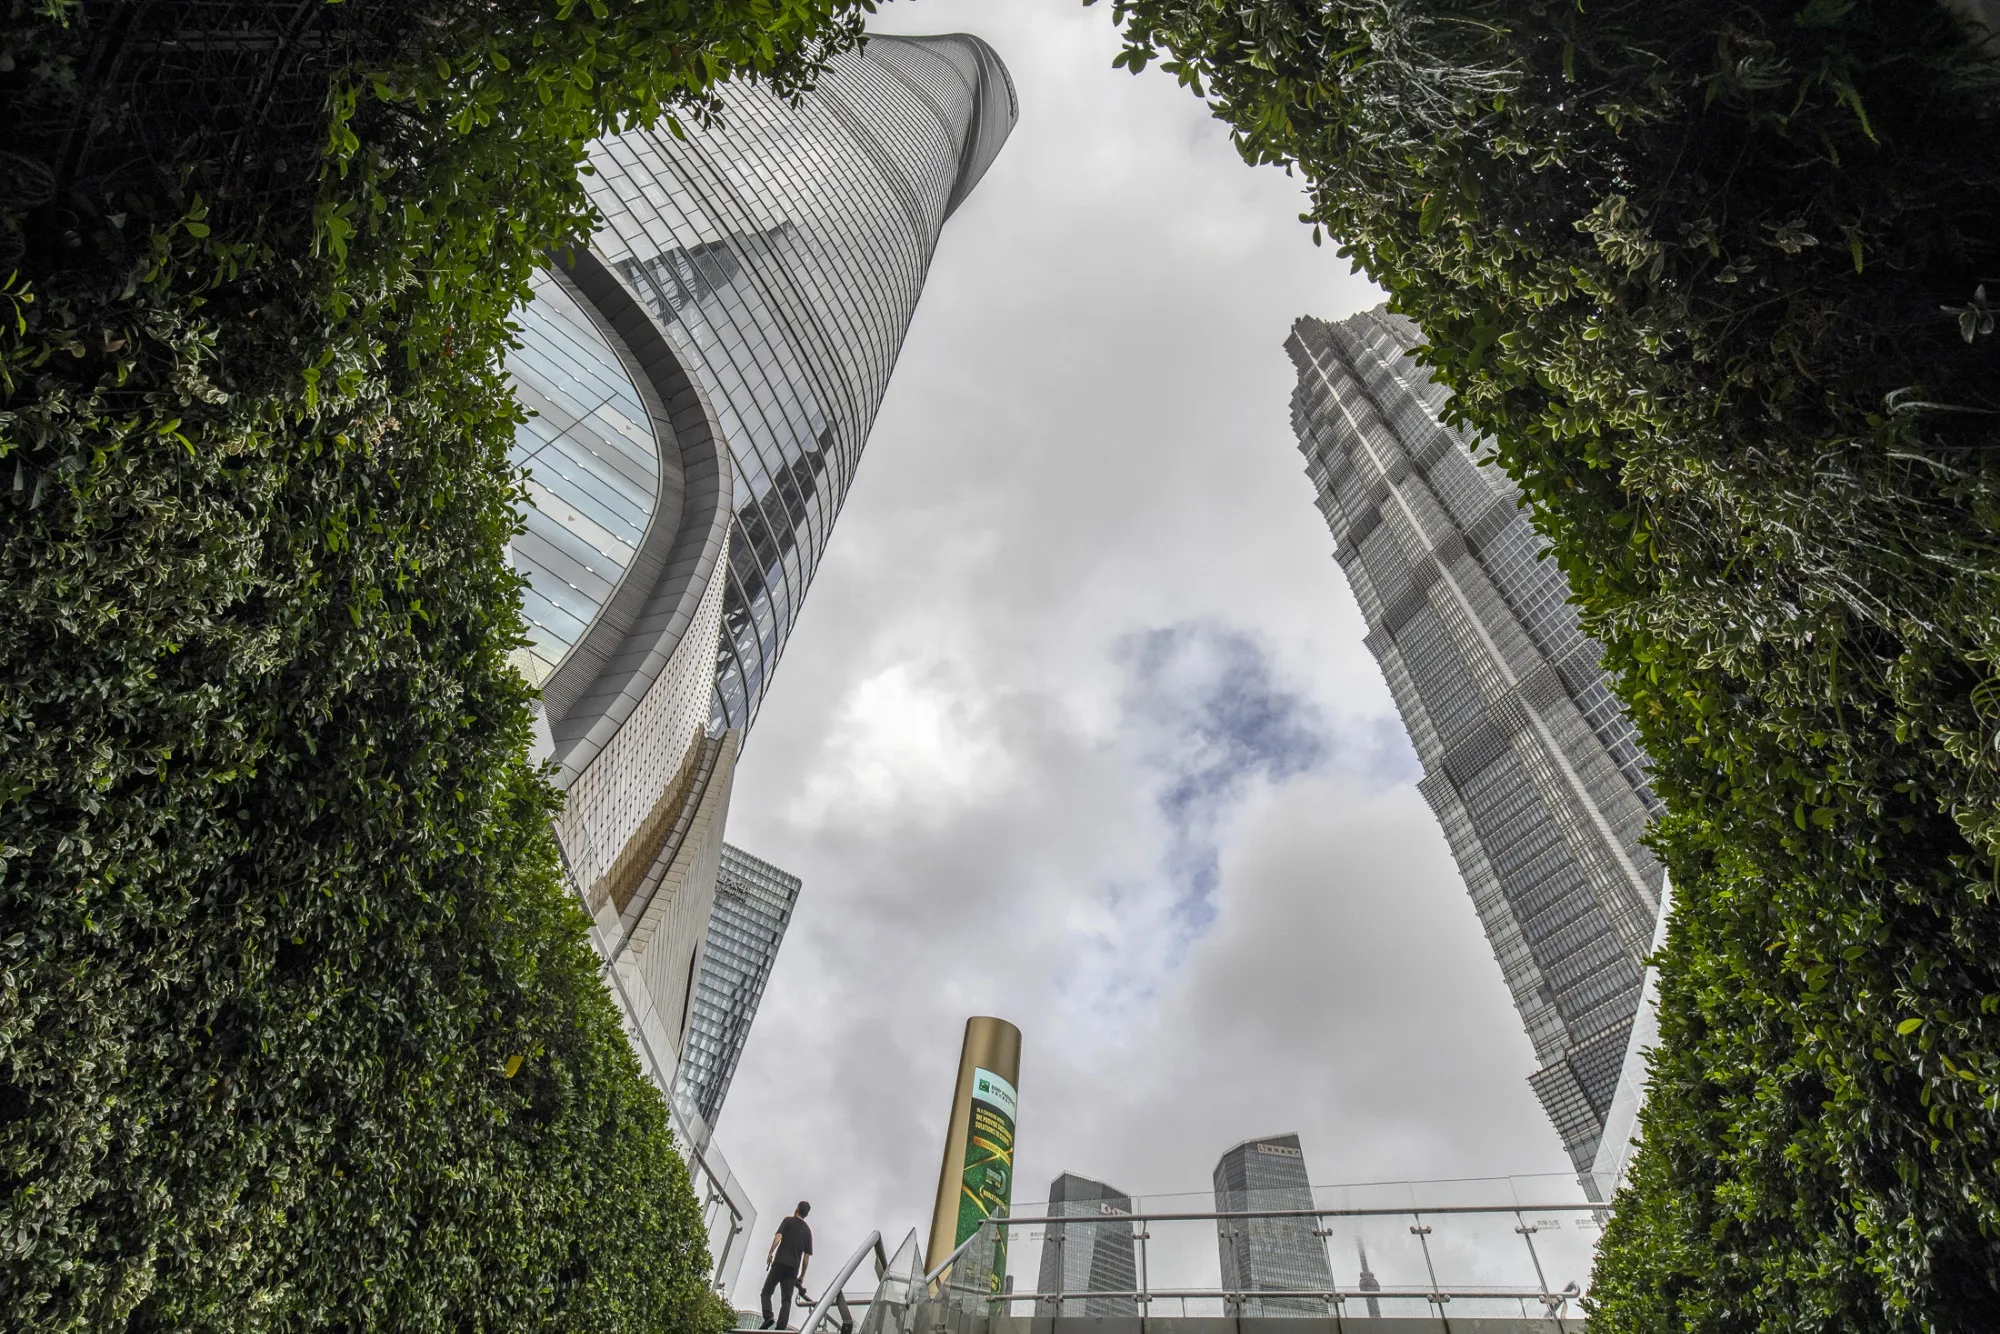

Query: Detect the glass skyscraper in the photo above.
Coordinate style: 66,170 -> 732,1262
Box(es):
1212,1134 -> 1334,1315
588,35 -> 1017,735
1285,307 -> 1666,1183
500,32 -> 1016,1285
1034,1173 -> 1139,1317
674,843 -> 802,1129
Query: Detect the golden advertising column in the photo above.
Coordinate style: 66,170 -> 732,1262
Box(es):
926,1016 -> 1022,1275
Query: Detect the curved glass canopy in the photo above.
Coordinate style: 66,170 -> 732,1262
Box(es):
504,270 -> 661,685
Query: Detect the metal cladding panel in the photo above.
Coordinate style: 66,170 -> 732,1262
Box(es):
578,34 -> 1015,739
629,735 -> 739,1059
1286,308 -> 1666,1182
553,547 -> 729,911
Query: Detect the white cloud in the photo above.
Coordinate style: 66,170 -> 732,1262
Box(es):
789,658 -> 1014,829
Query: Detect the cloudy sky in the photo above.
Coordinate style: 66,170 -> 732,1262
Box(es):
713,0 -> 1583,1301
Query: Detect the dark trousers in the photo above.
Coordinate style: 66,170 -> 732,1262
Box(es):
761,1262 -> 800,1329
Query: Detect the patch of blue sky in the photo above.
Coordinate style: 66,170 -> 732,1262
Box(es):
1118,621 -> 1331,940
1056,622 -> 1422,1037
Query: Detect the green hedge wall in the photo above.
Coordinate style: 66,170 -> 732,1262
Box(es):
1096,0 -> 2000,1327
0,1 -> 861,1328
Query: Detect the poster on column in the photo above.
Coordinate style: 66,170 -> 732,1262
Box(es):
954,1066 -> 1017,1292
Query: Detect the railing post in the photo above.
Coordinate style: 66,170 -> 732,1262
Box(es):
1310,1215 -> 1335,1322
991,1215 -> 1009,1329
1052,1219 -> 1064,1317
1515,1209 -> 1555,1316
1411,1218 -> 1446,1315
1220,1224 -> 1238,1318
1133,1221 -> 1150,1322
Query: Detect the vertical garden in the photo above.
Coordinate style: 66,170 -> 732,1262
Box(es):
1096,0 -> 2000,1327
0,1 -> 860,1328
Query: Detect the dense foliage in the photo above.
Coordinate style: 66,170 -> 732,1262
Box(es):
1095,0 -> 2000,1327
1,0 -> 862,1327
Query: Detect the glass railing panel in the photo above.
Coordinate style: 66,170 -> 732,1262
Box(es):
858,1229 -> 924,1334
957,1176 -> 1601,1322
1513,1205 -> 1604,1307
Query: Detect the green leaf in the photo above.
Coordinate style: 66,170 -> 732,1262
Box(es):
1418,191 -> 1444,236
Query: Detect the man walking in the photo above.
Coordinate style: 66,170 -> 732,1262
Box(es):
760,1200 -> 814,1330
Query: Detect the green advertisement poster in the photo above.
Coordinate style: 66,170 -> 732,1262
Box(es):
954,1066 -> 1017,1291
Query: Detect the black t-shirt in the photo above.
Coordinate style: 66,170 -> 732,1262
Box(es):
773,1215 -> 813,1269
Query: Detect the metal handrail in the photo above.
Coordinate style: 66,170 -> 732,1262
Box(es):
998,1285 -> 1577,1302
798,1231 -> 890,1334
803,1203 -> 1600,1328
993,1202 -> 1601,1226
961,1203 -> 1596,1320
921,1228 -> 990,1288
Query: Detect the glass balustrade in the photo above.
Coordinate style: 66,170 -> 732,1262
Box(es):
821,1174 -> 1600,1332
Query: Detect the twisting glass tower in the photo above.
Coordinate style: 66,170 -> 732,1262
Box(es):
502,33 -> 1015,1284
1286,308 -> 1666,1183
586,34 -> 1017,734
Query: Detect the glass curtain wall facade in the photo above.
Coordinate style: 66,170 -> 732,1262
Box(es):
507,269 -> 664,686
674,843 -> 802,1129
1034,1173 -> 1139,1316
497,31 -> 1016,1286
1285,308 -> 1666,1183
582,33 -> 1017,735
1212,1135 -> 1334,1315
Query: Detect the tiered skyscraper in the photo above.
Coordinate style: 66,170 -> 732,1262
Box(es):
674,843 -> 802,1129
503,33 -> 1015,1283
1212,1134 -> 1334,1314
1285,308 -> 1666,1184
1034,1173 -> 1139,1316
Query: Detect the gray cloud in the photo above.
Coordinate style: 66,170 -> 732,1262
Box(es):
704,0 -> 1581,1303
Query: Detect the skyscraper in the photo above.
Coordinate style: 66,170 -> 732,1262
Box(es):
674,843 -> 802,1129
1212,1134 -> 1334,1315
1285,307 -> 1667,1184
1034,1173 -> 1139,1316
502,33 -> 1015,1283
595,36 -> 1017,736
